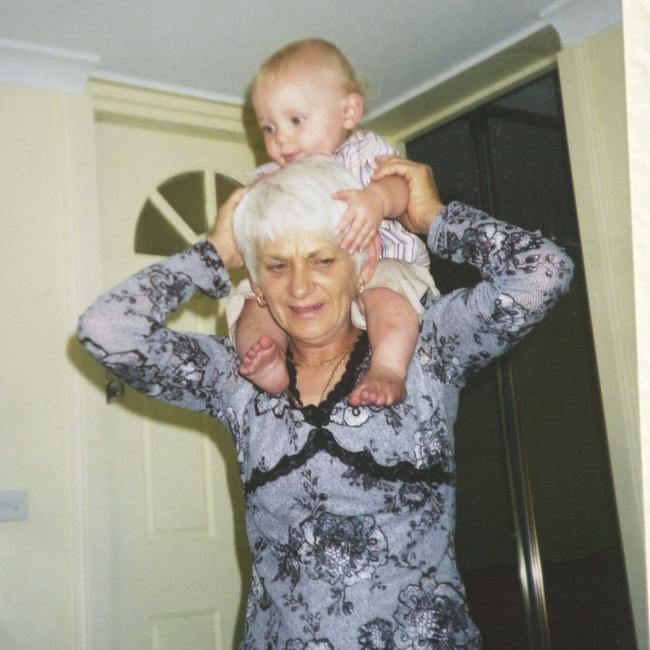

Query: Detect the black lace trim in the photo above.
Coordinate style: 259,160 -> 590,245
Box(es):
286,330 -> 370,427
244,427 -> 454,496
244,332 -> 454,496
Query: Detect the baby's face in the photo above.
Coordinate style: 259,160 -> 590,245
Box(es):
253,66 -> 360,167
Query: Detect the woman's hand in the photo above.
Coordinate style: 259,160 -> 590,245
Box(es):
206,186 -> 248,269
373,156 -> 446,235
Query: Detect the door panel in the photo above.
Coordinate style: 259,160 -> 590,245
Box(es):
89,113 -> 255,650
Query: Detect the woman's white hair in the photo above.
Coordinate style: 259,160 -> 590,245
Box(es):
233,155 -> 367,280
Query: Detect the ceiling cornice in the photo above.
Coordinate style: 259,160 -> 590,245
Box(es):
91,70 -> 243,106
540,0 -> 622,47
365,0 -> 622,140
364,26 -> 560,143
88,79 -> 256,146
0,38 -> 98,92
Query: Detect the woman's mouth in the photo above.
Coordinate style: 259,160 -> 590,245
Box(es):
290,303 -> 324,318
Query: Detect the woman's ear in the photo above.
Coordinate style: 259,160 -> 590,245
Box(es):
358,235 -> 380,285
250,280 -> 268,308
342,93 -> 364,130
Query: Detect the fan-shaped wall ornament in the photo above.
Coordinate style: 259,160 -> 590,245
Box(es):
135,171 -> 243,256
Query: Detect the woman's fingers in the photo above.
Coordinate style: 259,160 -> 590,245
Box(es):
372,153 -> 398,170
373,157 -> 445,234
373,155 -> 427,183
211,186 -> 248,235
220,186 -> 249,220
228,186 -> 249,204
206,186 -> 248,269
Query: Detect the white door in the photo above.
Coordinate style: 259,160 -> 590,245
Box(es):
86,86 -> 257,650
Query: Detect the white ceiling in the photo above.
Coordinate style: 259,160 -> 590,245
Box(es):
0,0 -> 621,118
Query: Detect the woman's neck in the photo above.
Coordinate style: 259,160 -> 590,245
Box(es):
289,326 -> 361,367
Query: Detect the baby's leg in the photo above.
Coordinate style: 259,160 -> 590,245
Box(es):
348,287 -> 418,407
237,298 -> 289,393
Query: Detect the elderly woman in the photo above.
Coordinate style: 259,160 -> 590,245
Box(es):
78,156 -> 572,649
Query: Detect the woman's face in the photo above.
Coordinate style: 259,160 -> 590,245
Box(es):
254,233 -> 360,348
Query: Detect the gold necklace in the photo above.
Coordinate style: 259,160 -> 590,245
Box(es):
317,348 -> 351,404
290,334 -> 358,405
291,338 -> 356,368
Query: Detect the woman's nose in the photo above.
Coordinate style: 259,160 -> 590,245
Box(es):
288,266 -> 311,297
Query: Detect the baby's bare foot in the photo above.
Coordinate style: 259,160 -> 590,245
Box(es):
348,366 -> 406,407
240,336 -> 289,394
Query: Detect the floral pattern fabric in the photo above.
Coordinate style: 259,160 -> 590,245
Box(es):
78,202 -> 573,648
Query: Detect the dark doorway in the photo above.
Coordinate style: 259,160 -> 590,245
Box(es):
407,71 -> 637,650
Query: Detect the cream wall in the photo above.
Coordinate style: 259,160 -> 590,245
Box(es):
0,83 -> 102,650
0,80 -> 257,650
623,0 -> 650,641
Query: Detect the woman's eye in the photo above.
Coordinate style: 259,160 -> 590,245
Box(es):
316,258 -> 335,268
267,263 -> 287,272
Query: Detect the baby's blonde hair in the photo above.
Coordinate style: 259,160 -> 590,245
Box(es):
252,38 -> 367,98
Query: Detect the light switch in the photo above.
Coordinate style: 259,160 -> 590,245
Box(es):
0,490 -> 28,522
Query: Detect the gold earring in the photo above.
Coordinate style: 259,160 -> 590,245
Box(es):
356,280 -> 365,296
255,293 -> 267,308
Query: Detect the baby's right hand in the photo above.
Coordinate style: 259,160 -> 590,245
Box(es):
333,186 -> 385,254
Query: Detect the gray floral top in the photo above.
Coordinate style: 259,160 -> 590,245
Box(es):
78,202 -> 573,649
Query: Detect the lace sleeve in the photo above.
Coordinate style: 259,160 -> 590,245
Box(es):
77,241 -> 239,415
419,202 -> 574,385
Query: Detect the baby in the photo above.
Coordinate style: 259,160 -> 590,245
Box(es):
232,38 -> 437,407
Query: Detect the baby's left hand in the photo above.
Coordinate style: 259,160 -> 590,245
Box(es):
333,187 -> 385,254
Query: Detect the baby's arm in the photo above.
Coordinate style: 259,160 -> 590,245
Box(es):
333,174 -> 409,254
366,173 -> 410,218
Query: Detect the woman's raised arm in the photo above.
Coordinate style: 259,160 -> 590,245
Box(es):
77,190 -> 247,414
428,201 -> 574,385
374,156 -> 574,385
